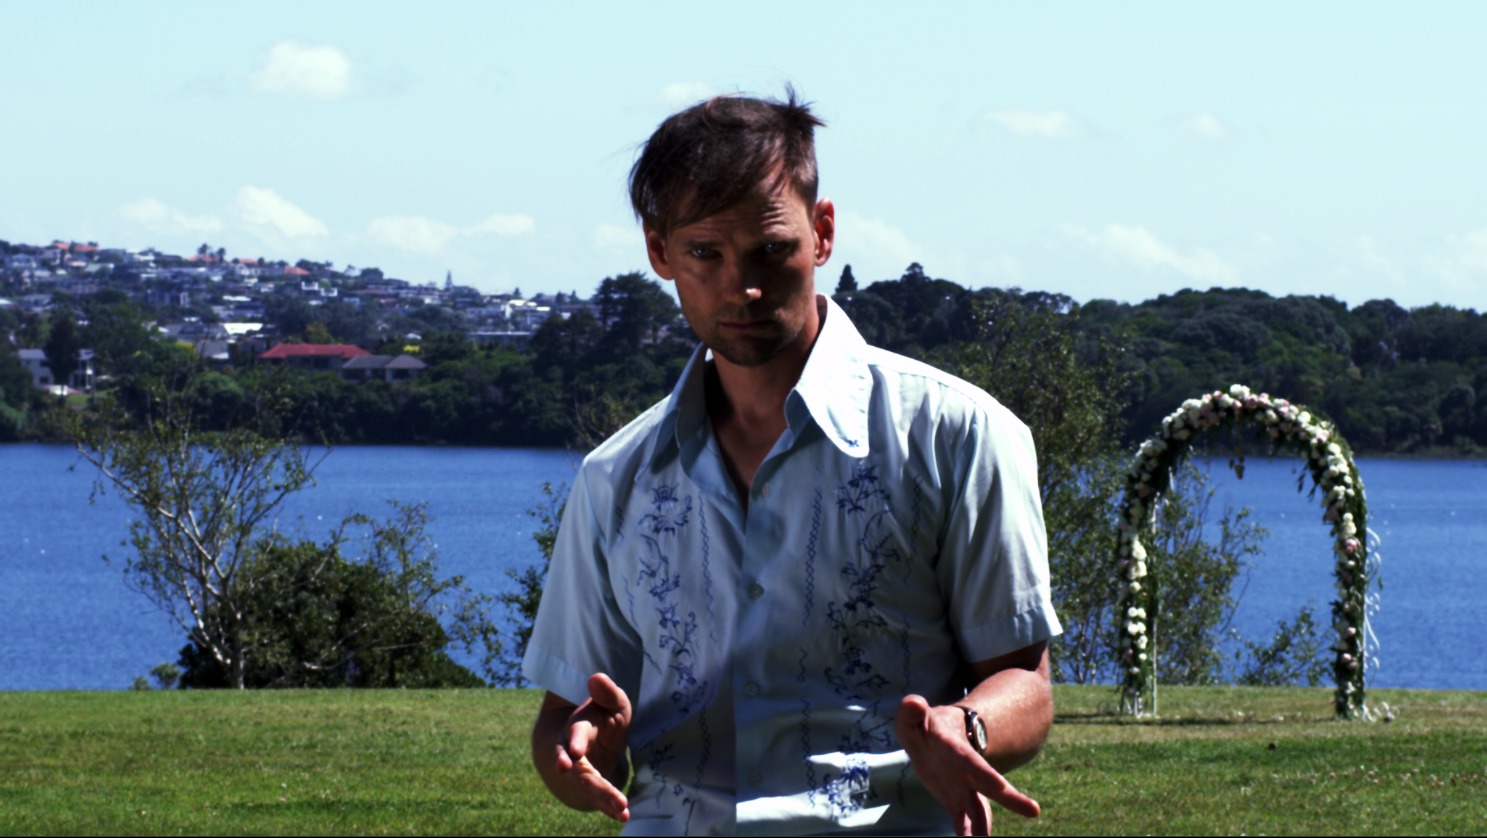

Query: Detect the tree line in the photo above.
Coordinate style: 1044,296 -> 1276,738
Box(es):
833,263 -> 1487,457
9,266 -> 1483,455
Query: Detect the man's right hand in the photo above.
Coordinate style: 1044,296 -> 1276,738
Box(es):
532,673 -> 633,823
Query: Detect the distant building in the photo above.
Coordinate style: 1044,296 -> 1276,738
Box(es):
468,330 -> 534,351
339,354 -> 427,383
18,348 -> 94,391
256,343 -> 370,372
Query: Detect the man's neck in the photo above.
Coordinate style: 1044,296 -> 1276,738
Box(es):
704,306 -> 825,502
709,354 -> 801,427
705,294 -> 827,427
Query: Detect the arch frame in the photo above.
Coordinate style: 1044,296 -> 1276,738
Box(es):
1115,384 -> 1373,719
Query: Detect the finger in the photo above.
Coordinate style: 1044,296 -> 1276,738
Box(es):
564,717 -> 598,763
572,755 -> 631,822
966,789 -> 992,836
962,742 -> 1040,819
896,694 -> 932,735
587,672 -> 632,717
552,738 -> 577,772
982,775 -> 1039,819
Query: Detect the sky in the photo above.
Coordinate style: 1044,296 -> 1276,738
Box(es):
4,1 -> 1485,312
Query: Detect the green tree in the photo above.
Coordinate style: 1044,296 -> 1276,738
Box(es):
941,292 -> 1132,684
1233,604 -> 1329,687
1143,465 -> 1268,685
0,345 -> 34,439
495,481 -> 566,686
75,371 -> 499,688
530,308 -> 604,371
835,263 -> 857,294
264,294 -> 317,342
43,310 -> 83,389
304,321 -> 335,345
74,381 -> 326,689
177,504 -> 494,689
80,293 -> 156,382
593,271 -> 681,354
150,662 -> 181,690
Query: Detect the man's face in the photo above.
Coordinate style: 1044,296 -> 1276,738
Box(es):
645,182 -> 834,370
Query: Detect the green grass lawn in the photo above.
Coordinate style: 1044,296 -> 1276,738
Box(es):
1,685 -> 1482,835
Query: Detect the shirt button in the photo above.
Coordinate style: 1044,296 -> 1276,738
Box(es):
747,583 -> 764,599
744,681 -> 760,697
748,771 -> 763,787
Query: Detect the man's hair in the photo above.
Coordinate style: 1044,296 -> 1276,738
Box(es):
629,87 -> 825,235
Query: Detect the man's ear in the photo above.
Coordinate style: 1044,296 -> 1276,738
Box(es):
644,225 -> 674,281
813,199 -> 836,267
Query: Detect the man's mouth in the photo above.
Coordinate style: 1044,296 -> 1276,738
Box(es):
719,319 -> 770,331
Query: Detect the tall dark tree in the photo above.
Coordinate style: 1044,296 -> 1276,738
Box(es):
0,345 -> 32,439
82,294 -> 154,378
43,311 -> 83,389
530,307 -> 604,371
836,263 -> 858,294
594,272 -> 681,354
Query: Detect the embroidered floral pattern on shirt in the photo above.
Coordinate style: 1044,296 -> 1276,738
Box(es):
824,756 -> 873,818
817,462 -> 905,818
826,461 -> 895,700
635,484 -> 707,809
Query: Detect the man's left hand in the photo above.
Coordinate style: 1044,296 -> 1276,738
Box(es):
895,694 -> 1040,836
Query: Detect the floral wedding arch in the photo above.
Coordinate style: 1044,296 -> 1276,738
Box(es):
1115,384 -> 1377,719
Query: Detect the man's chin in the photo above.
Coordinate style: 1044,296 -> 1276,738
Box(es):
708,336 -> 788,368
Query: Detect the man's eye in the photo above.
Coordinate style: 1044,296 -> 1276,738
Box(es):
761,241 -> 793,256
689,248 -> 718,260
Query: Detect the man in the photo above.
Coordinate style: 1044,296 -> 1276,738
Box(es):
523,90 -> 1060,836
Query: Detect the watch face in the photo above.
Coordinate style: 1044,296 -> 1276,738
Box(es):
963,707 -> 989,752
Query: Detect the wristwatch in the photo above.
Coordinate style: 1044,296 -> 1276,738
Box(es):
957,705 -> 988,753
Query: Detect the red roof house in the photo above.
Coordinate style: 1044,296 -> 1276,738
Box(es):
257,343 -> 371,372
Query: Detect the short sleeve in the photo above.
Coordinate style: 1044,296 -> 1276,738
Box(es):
937,402 -> 1062,662
520,468 -> 643,705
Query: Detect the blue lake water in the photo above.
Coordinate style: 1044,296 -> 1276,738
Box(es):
1,444 -> 1484,691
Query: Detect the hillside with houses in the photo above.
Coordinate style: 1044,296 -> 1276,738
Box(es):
0,236 -> 690,447
5,236 -> 1487,454
1,238 -> 593,378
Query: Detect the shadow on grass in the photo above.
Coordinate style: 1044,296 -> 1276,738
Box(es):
1055,710 -> 1336,727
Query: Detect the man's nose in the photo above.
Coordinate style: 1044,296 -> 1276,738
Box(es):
722,262 -> 763,305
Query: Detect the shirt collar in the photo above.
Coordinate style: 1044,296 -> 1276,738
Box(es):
644,294 -> 873,472
789,294 -> 873,458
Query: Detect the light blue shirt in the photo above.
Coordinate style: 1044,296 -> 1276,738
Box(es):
523,296 -> 1060,836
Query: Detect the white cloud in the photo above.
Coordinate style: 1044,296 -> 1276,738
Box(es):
593,222 -> 636,251
985,109 -> 1080,138
661,81 -> 716,106
366,216 -> 461,254
249,42 -> 352,99
367,212 -> 536,254
835,212 -> 920,278
977,253 -> 1026,284
1449,227 -> 1487,272
1421,227 -> 1487,301
119,197 -> 222,235
1350,235 -> 1405,280
1066,223 -> 1238,283
1183,112 -> 1230,140
471,213 -> 536,236
235,186 -> 329,238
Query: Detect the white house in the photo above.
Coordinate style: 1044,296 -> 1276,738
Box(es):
18,348 -> 95,392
